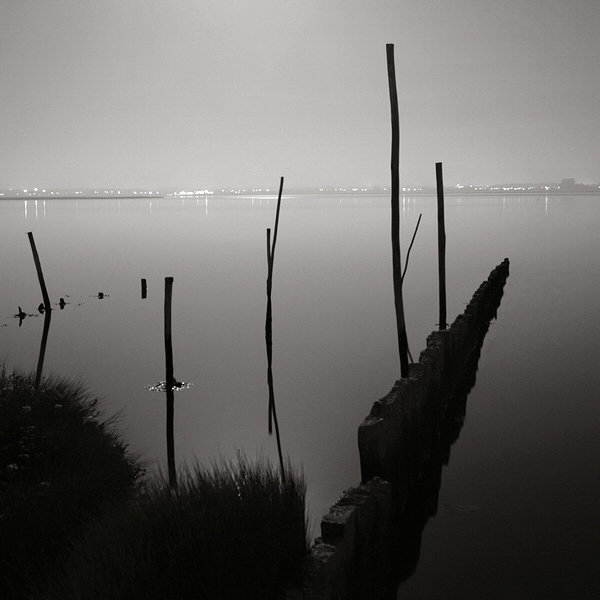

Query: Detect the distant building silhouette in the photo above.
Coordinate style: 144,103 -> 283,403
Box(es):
559,178 -> 577,191
558,178 -> 596,192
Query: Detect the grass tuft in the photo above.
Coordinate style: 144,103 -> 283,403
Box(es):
0,368 -> 144,600
1,368 -> 309,599
42,456 -> 309,600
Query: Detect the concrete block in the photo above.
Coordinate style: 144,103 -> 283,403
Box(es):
358,417 -> 386,484
321,503 -> 357,548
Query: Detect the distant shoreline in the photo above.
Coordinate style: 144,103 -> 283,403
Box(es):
0,195 -> 165,200
1,190 -> 599,201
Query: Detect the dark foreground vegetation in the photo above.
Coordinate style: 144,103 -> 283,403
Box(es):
0,369 -> 143,599
0,369 -> 309,600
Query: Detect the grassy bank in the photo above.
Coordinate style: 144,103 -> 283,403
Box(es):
0,369 -> 144,599
42,458 -> 309,600
1,369 -> 309,599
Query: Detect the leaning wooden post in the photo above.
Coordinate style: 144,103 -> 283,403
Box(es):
265,177 -> 286,479
436,162 -> 447,330
269,176 -> 284,274
266,175 -> 284,435
164,277 -> 177,490
27,232 -> 51,313
401,213 -> 423,283
386,43 -> 410,378
266,228 -> 274,433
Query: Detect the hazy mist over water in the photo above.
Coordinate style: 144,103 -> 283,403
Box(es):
2,1 -> 600,595
1,194 -> 599,596
1,1 -> 599,190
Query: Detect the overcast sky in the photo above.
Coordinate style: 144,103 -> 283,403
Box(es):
1,0 -> 599,189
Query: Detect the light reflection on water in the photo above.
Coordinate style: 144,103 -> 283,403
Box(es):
146,381 -> 193,393
2,194 -> 600,594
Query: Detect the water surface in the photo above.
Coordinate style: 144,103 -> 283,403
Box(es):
2,194 -> 599,596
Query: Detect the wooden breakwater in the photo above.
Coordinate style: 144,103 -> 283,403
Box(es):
358,257 -> 510,502
287,258 -> 509,600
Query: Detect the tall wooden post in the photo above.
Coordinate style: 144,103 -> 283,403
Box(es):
164,277 -> 177,490
386,44 -> 410,378
436,162 -> 447,330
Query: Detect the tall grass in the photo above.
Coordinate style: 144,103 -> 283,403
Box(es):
42,457 -> 309,600
0,368 -> 144,600
2,369 -> 309,599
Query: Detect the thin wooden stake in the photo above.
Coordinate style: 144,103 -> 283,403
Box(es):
436,162 -> 447,330
141,278 -> 147,299
265,178 -> 286,479
164,276 -> 177,490
27,232 -> 51,312
401,213 -> 422,283
266,228 -> 274,434
269,176 -> 285,281
386,44 -> 410,378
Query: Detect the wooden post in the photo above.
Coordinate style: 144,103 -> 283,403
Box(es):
266,228 -> 274,433
266,176 -> 284,432
386,44 -> 410,378
27,232 -> 51,313
269,176 -> 285,279
265,178 -> 286,479
141,278 -> 147,299
436,162 -> 447,330
164,277 -> 177,490
401,213 -> 423,283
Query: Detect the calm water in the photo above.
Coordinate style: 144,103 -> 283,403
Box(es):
2,194 -> 599,597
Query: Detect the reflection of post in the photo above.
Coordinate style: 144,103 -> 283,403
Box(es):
27,232 -> 53,390
265,177 -> 286,480
34,310 -> 52,389
386,44 -> 410,378
436,163 -> 447,330
164,277 -> 177,490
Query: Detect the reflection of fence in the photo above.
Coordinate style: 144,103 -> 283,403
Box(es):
386,296 -> 503,594
287,258 -> 510,600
